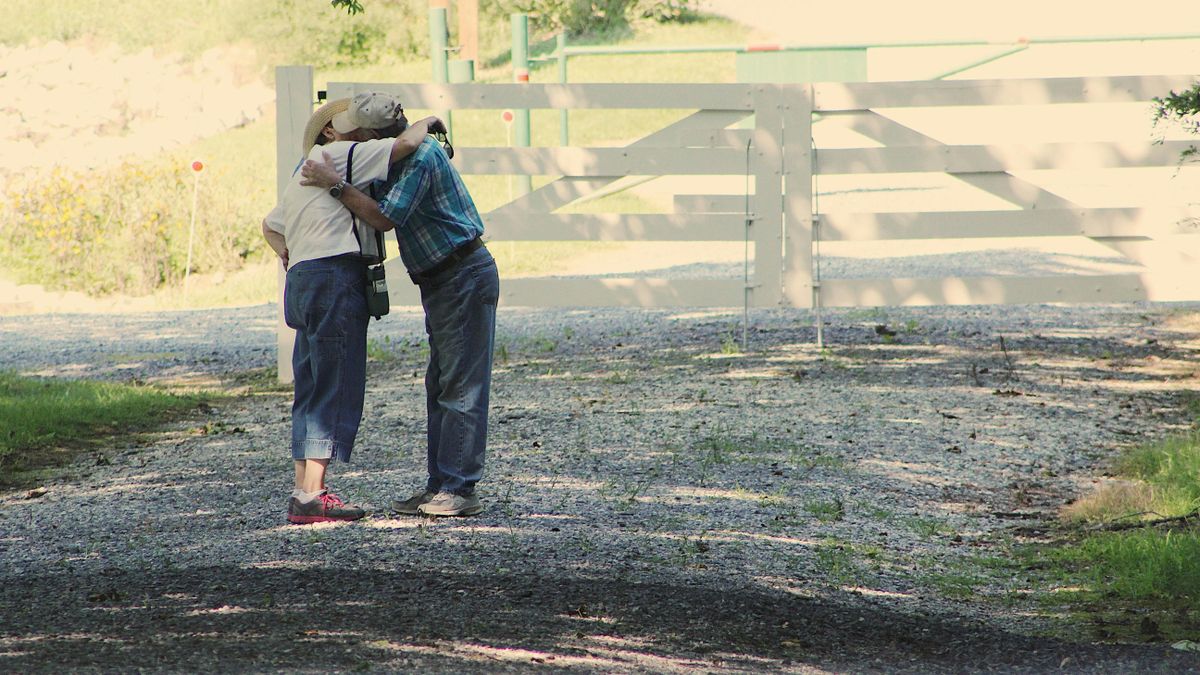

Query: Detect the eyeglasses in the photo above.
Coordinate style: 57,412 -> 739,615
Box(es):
434,131 -> 454,160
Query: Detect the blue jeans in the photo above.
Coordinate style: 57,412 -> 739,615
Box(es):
418,246 -> 498,496
284,254 -> 369,463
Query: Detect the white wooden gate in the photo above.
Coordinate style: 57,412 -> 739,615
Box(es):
274,68 -> 1200,375
280,69 -> 1199,308
805,75 -> 1200,307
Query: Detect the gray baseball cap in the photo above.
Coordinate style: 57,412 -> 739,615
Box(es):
331,92 -> 403,133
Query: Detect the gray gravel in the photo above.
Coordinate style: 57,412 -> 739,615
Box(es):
2,301 -> 1200,673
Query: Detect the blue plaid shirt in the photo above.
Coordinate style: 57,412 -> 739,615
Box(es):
378,136 -> 484,274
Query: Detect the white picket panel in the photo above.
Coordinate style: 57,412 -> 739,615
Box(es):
274,66 -> 315,384
320,79 -> 783,310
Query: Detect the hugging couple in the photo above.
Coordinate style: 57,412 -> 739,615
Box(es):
262,91 -> 498,523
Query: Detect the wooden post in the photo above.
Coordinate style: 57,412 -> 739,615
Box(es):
781,83 -> 814,310
751,84 -> 785,307
458,0 -> 479,64
274,65 -> 313,384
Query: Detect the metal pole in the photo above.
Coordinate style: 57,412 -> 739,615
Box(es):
743,139 -> 752,351
430,6 -> 452,134
184,170 -> 199,293
557,32 -> 569,146
557,32 -> 1200,58
932,43 -> 1029,80
511,13 -> 532,196
458,0 -> 479,64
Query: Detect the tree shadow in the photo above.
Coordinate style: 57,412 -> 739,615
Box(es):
4,564 -> 1193,673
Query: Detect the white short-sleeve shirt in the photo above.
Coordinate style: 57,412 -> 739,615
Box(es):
264,138 -> 392,267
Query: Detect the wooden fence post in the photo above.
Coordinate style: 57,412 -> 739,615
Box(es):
782,83 -> 814,309
751,84 -> 785,307
274,65 -> 313,384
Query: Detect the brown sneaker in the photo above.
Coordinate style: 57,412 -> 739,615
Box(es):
417,491 -> 483,517
287,492 -> 366,524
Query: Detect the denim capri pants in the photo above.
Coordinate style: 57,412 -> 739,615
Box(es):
283,254 -> 369,463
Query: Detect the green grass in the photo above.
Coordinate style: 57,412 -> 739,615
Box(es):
903,515 -> 956,538
814,540 -> 861,586
1113,432 -> 1200,511
0,372 -> 212,485
1031,427 -> 1200,638
804,498 -> 846,523
1059,529 -> 1200,604
6,0 -> 251,55
1061,432 -> 1200,527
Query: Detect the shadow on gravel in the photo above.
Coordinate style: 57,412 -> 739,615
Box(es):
3,566 -> 1193,673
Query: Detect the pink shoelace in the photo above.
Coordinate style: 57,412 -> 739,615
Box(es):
320,492 -> 346,508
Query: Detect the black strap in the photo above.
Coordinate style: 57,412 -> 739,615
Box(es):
346,143 -> 361,247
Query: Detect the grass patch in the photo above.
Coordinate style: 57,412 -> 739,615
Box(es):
6,0 -> 436,70
902,515 -> 956,538
814,540 -> 861,586
804,498 -> 846,523
0,372 -> 212,486
488,241 -> 625,278
366,336 -> 400,363
1113,432 -> 1200,509
224,366 -> 291,394
1062,432 -> 1200,527
1031,428 -> 1200,639
1059,529 -> 1200,604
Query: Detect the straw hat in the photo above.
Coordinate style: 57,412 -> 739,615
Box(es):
300,98 -> 349,156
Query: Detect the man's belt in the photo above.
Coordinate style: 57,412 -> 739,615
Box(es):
409,236 -> 484,284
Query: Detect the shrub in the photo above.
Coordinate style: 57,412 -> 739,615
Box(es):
251,0 -> 427,68
1,158 -> 264,296
488,0 -> 699,38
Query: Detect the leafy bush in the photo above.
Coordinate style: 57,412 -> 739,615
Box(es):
1,158 -> 263,296
1153,85 -> 1200,135
638,0 -> 701,23
250,0 -> 428,68
488,0 -> 699,38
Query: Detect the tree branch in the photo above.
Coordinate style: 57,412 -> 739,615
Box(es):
1086,509 -> 1200,532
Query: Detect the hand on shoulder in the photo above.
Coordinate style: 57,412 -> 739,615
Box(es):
299,151 -> 340,189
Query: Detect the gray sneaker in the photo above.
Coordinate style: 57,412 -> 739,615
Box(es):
417,492 -> 483,517
392,490 -> 436,515
287,492 -> 365,525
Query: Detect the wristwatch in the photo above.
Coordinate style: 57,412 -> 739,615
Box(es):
329,179 -> 346,199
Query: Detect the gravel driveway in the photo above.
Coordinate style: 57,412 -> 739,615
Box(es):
2,301 -> 1199,673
